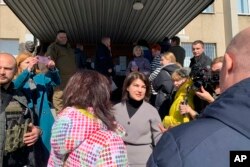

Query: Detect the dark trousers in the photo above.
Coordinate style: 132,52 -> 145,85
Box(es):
3,147 -> 35,167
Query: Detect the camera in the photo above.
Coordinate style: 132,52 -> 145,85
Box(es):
190,64 -> 220,92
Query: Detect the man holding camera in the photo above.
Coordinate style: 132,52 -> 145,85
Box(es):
147,27 -> 250,167
179,56 -> 224,119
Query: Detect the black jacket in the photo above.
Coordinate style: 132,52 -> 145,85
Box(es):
147,77 -> 250,167
168,46 -> 186,66
152,64 -> 180,119
189,53 -> 212,69
95,43 -> 114,77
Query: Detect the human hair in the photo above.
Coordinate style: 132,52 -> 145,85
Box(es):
172,67 -> 190,81
15,52 -> 39,75
211,56 -> 224,67
122,72 -> 150,102
192,40 -> 204,48
133,45 -> 144,56
63,70 -> 117,131
151,44 -> 161,51
101,36 -> 111,46
101,36 -> 110,42
161,52 -> 176,63
171,36 -> 180,45
56,30 -> 66,35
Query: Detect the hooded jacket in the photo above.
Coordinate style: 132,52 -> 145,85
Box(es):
147,77 -> 250,167
48,107 -> 128,167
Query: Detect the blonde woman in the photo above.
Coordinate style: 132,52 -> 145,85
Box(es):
14,52 -> 60,166
126,45 -> 151,75
151,52 -> 180,119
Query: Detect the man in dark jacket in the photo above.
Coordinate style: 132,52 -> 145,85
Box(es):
95,37 -> 114,77
189,40 -> 212,69
168,36 -> 186,66
0,53 -> 41,167
147,27 -> 250,167
46,30 -> 76,112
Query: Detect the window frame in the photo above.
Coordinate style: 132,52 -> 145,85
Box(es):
237,0 -> 250,15
181,42 -> 217,67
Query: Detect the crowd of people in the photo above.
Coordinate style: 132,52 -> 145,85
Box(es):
0,26 -> 250,167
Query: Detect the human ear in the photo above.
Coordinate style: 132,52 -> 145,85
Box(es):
224,53 -> 233,72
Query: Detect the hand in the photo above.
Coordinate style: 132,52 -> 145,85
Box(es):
23,123 -> 40,146
158,124 -> 171,133
27,57 -> 38,71
179,103 -> 189,115
179,104 -> 198,119
46,59 -> 55,69
195,86 -> 214,103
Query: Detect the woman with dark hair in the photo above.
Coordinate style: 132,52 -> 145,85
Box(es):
113,72 -> 162,166
48,70 -> 128,167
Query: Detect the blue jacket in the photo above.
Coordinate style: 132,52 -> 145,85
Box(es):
14,69 -> 60,153
147,78 -> 250,167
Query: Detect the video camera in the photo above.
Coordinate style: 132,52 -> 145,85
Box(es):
189,63 -> 220,92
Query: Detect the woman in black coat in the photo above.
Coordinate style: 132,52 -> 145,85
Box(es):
152,52 -> 180,119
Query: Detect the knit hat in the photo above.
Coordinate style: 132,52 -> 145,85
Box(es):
25,41 -> 35,53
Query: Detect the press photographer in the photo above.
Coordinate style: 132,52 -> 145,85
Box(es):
179,56 -> 223,118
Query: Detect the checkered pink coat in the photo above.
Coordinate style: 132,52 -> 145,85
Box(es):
48,107 -> 128,167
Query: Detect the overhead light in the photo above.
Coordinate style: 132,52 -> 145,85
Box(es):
133,1 -> 144,10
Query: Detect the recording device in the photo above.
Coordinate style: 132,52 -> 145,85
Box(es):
37,55 -> 50,64
189,63 -> 220,92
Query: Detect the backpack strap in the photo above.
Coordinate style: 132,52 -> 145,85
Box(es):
12,95 -> 34,123
0,93 -> 12,114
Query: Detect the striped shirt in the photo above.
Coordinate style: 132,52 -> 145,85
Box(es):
149,67 -> 162,95
151,54 -> 161,72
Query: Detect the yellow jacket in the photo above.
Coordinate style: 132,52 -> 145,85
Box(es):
163,79 -> 195,128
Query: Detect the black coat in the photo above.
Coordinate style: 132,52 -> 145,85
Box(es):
95,43 -> 114,77
152,63 -> 180,119
189,53 -> 212,69
168,46 -> 186,66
